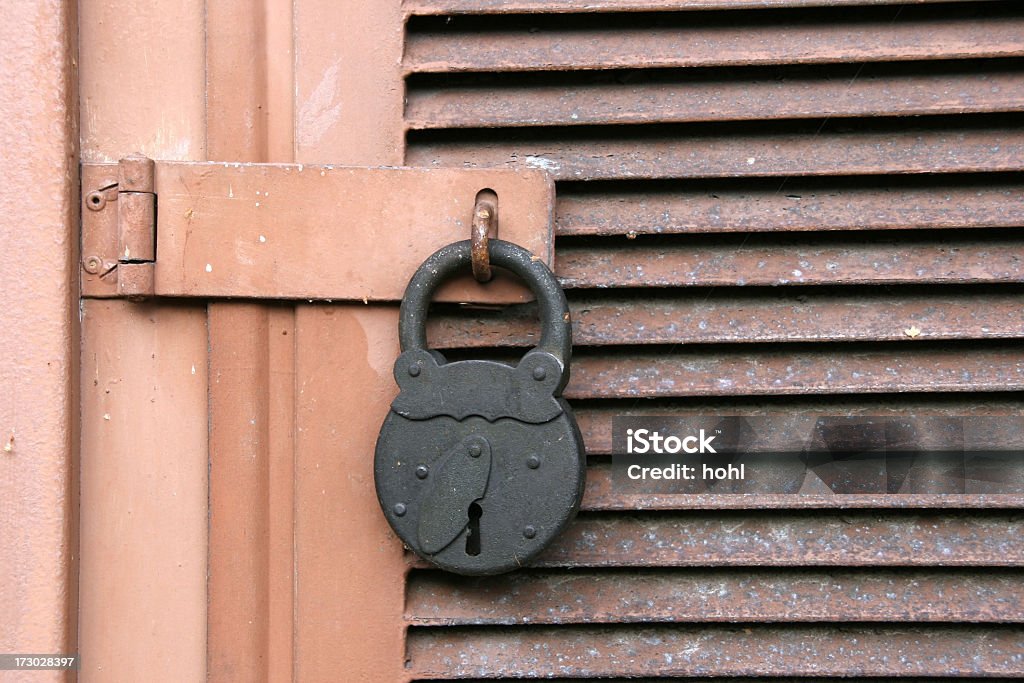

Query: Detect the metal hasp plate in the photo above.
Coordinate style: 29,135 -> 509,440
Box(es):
376,240 -> 586,575
81,158 -> 555,303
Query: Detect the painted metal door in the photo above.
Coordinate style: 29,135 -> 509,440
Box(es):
65,0 -> 1024,681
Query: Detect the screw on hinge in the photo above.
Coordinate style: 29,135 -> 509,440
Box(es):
83,255 -> 104,274
86,191 -> 106,211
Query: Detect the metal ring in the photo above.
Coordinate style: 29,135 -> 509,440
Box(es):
471,199 -> 495,282
399,240 -> 571,367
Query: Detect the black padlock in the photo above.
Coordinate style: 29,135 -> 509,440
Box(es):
375,239 -> 586,575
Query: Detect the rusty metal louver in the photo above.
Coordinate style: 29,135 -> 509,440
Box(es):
398,0 -> 1024,679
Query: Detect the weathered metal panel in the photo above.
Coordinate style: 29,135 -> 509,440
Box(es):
407,624 -> 1024,677
554,178 -> 1024,235
407,122 -> 1024,179
407,66 -> 1024,129
407,0 -> 991,13
561,347 -> 1024,397
401,0 -> 1024,678
574,399 -> 1024,455
428,292 -> 1024,346
407,568 -> 1024,624
149,163 -> 553,303
554,238 -> 1024,287
530,511 -> 1024,567
404,7 -> 1024,73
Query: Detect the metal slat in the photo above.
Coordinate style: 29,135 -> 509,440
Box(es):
406,0 -> 994,14
406,568 -> 1024,624
574,400 -> 1024,455
408,624 -> 1024,678
562,346 -> 1024,397
405,12 -> 1024,73
532,511 -> 1024,567
581,470 -> 1024,510
428,292 -> 1024,346
554,238 -> 1024,287
555,179 -> 1024,235
407,68 -> 1024,128
406,124 -> 1024,179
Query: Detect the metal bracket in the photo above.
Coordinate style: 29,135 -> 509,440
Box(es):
80,158 -> 554,303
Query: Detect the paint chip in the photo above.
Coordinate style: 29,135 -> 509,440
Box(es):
205,264 -> 213,273
259,235 -> 266,243
103,413 -> 111,420
3,435 -> 13,454
747,157 -> 756,165
905,325 -> 921,338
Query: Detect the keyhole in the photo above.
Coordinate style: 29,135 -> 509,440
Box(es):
465,501 -> 483,556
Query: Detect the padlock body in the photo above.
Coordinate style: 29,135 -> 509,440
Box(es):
375,372 -> 585,575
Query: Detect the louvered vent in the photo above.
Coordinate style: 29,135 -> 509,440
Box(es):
401,1 -> 1024,678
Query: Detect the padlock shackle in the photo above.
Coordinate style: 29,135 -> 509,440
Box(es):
399,240 -> 572,368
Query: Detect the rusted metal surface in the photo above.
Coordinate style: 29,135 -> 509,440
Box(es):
407,624 -> 1024,678
408,66 -> 1024,129
575,399 -> 1024,455
582,468 -> 1024,510
555,178 -> 1024,235
405,7 -> 1024,73
562,346 -> 1024,398
0,0 -> 79,675
555,238 -> 1024,287
428,292 -> 1024,346
574,400 -> 1024,509
471,192 -> 497,282
408,122 -> 1024,180
78,161 -> 555,303
531,511 -> 1024,567
407,0 -> 988,13
407,568 -> 1024,624
401,0 -> 1024,679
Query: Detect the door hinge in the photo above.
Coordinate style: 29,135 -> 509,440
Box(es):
82,155 -> 157,297
80,157 -> 555,304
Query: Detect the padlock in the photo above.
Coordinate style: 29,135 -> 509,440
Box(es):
375,239 -> 586,575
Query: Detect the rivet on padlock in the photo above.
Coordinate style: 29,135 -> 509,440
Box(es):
374,239 -> 586,576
